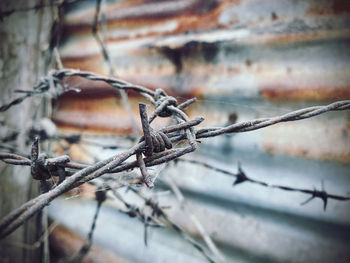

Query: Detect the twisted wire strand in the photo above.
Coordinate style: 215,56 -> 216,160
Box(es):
3,0 -> 348,260
127,187 -> 217,263
0,67 -> 350,245
178,158 -> 350,210
0,116 -> 203,238
54,69 -> 156,97
196,100 -> 350,138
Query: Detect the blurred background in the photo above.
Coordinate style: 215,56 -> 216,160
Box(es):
1,0 -> 350,262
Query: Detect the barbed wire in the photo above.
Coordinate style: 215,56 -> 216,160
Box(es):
126,186 -> 217,263
177,159 -> 350,210
83,178 -> 217,262
195,100 -> 350,138
2,68 -> 348,133
0,89 -> 201,239
1,1 -> 349,261
1,4 -> 350,257
0,67 -> 349,240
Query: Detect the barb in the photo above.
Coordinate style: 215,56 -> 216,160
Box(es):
137,153 -> 153,187
178,159 -> 350,210
105,184 -> 165,246
0,115 -> 203,239
128,187 -> 216,263
139,103 -> 153,157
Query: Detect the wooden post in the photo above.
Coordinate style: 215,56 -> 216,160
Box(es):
0,0 -> 58,262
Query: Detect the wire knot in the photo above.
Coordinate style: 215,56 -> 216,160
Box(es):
154,96 -> 177,117
30,137 -> 69,192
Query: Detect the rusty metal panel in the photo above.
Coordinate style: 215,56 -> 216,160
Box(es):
60,0 -> 350,100
49,223 -> 126,262
57,1 -> 350,153
50,1 -> 350,262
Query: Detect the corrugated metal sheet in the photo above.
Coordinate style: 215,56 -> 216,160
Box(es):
55,0 -> 350,161
50,1 -> 350,262
59,0 -> 350,99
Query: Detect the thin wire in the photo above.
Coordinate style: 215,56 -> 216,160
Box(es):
0,68 -> 349,243
177,158 -> 350,210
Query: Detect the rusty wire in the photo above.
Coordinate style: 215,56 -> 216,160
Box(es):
1,1 -> 349,261
126,186 -> 217,263
0,69 -> 349,263
84,179 -> 217,262
0,68 -> 349,240
195,100 -> 350,138
0,83 -> 200,239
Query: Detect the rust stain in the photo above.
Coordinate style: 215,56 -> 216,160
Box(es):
249,29 -> 350,46
307,0 -> 350,15
59,57 -> 350,102
333,0 -> 350,14
52,91 -> 174,134
261,86 -> 350,101
50,224 -> 125,263
52,91 -> 199,134
270,12 -> 279,21
58,63 -> 202,98
262,118 -> 350,163
52,93 -> 140,134
264,143 -> 350,163
59,76 -> 118,97
62,54 -> 106,74
52,0 -> 350,165
52,116 -> 134,134
63,0 -> 238,42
